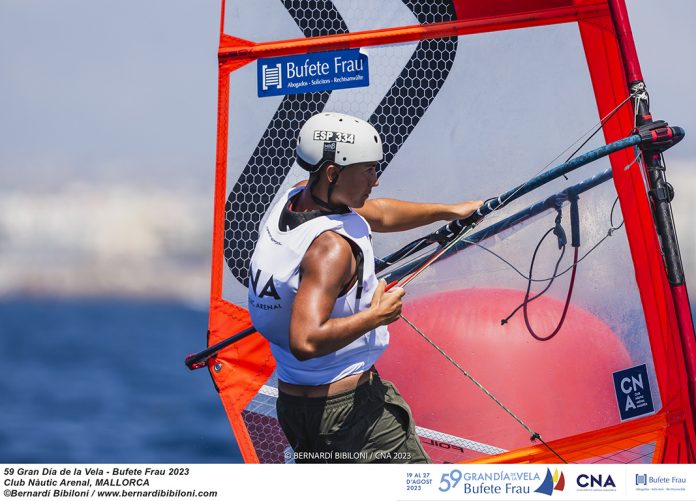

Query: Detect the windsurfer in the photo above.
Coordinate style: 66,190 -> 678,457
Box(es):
248,112 -> 482,463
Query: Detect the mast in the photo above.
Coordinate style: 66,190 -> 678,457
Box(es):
608,0 -> 696,435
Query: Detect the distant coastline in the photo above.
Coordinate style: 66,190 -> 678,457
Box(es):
0,184 -> 212,307
0,159 -> 694,304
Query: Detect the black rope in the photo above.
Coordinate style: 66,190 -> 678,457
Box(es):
499,206 -> 580,341
464,196 -> 624,282
560,93 -> 634,180
500,227 -> 566,325
524,247 -> 579,342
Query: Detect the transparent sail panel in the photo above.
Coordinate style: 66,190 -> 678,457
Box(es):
222,21 -> 660,463
242,374 -> 291,463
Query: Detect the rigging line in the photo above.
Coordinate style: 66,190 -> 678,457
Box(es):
392,144 -> 614,287
500,227 -> 567,327
187,103 -> 643,370
523,246 -> 579,342
378,135 -> 642,278
397,221 -> 479,288
381,168 -> 615,285
374,237 -> 429,268
377,245 -> 445,276
497,206 -> 579,341
493,91 -> 637,212
378,96 -> 639,277
463,225 -> 615,284
392,152 -> 633,439
188,165 -> 621,370
455,153 -> 637,284
609,195 -> 625,230
485,157 -> 635,336
562,92 -> 635,167
632,86 -> 649,131
398,312 -> 568,464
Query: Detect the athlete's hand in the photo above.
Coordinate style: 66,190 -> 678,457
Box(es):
370,279 -> 405,326
449,200 -> 484,220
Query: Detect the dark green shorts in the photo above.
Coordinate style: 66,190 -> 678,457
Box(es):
276,374 -> 431,464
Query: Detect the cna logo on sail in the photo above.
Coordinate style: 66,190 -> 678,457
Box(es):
535,468 -> 565,496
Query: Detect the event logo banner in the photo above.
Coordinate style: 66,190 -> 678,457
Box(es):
258,49 -> 369,97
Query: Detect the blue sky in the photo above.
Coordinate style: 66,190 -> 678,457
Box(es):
0,1 -> 219,190
0,1 -> 694,192
0,1 -> 694,301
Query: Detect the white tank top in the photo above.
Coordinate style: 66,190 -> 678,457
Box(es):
248,187 -> 389,385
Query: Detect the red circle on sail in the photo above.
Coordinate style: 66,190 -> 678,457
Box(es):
378,288 -> 633,461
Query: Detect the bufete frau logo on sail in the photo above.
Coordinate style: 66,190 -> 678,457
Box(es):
535,468 -> 565,496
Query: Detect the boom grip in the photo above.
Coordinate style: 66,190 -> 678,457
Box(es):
637,120 -> 685,153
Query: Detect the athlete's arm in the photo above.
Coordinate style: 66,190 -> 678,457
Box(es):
289,231 -> 404,361
355,198 -> 484,232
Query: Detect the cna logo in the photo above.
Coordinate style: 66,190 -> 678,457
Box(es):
576,473 -> 616,490
535,468 -> 565,496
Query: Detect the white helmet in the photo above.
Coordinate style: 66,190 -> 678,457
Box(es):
296,112 -> 383,173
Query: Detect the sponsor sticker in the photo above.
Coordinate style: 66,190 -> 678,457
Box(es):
612,363 -> 655,420
258,49 -> 369,97
322,141 -> 336,161
634,472 -> 688,492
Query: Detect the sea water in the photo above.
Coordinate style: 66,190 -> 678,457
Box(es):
0,297 -> 241,463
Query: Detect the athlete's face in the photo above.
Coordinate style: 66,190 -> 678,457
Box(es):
330,162 -> 379,208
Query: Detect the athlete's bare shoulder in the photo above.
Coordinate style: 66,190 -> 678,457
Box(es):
301,231 -> 355,292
